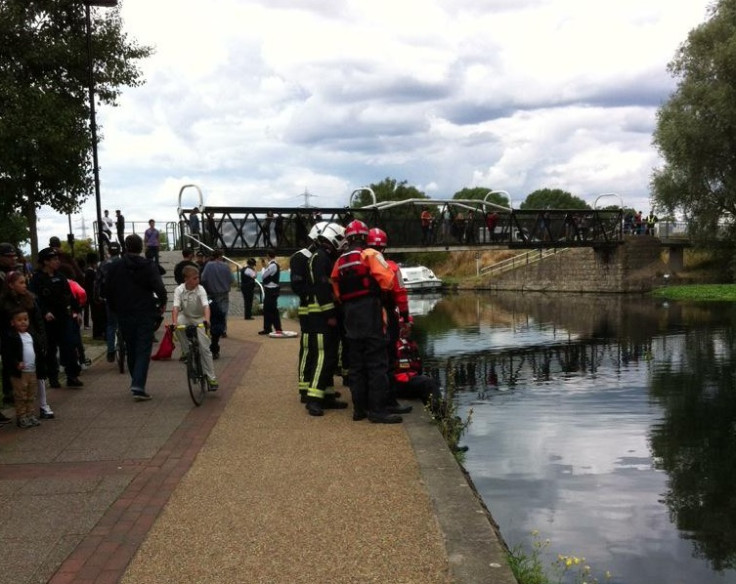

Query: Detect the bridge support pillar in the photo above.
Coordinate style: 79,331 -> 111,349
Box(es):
668,246 -> 684,272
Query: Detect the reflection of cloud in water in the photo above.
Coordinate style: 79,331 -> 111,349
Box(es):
429,322 -> 579,356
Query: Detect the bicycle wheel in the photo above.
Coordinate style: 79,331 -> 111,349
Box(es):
187,346 -> 207,406
116,330 -> 126,374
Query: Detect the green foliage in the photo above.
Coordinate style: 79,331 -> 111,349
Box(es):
61,238 -> 94,260
0,209 -> 29,247
651,0 -> 736,239
452,187 -> 510,208
509,532 -> 612,584
352,177 -> 427,207
520,189 -> 590,210
434,357 -> 472,459
651,284 -> 736,301
0,0 -> 153,256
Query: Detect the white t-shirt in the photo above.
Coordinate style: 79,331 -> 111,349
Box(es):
173,284 -> 209,323
102,215 -> 114,235
20,332 -> 36,372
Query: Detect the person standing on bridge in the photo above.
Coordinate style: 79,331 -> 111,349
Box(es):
189,208 -> 201,242
115,210 -> 125,246
440,205 -> 452,243
420,206 -> 433,245
646,211 -> 659,236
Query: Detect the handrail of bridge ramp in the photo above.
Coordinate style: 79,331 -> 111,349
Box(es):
182,233 -> 265,304
177,184 -> 204,216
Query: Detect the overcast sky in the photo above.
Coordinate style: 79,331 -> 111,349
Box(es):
36,0 -> 713,248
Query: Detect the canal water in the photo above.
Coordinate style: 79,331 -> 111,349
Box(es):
411,292 -> 736,584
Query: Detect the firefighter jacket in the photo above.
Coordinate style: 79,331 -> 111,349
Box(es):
306,246 -> 337,333
331,245 -> 395,339
394,337 -> 423,384
290,246 -> 314,320
386,259 -> 409,320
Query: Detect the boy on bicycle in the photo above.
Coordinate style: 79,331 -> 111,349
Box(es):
171,265 -> 219,390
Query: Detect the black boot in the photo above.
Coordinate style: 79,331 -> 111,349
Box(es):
306,400 -> 324,417
368,411 -> 403,424
323,397 -> 348,409
386,403 -> 412,414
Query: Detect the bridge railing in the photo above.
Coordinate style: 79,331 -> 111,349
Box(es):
174,204 -> 623,255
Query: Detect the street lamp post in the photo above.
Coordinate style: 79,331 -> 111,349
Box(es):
84,0 -> 117,256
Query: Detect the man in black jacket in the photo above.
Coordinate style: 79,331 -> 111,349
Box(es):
30,247 -> 83,388
104,234 -> 167,401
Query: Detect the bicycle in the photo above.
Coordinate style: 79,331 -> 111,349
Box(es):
116,326 -> 126,374
177,323 -> 211,406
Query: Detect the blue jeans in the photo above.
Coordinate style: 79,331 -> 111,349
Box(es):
106,306 -> 118,354
118,311 -> 156,391
211,292 -> 229,331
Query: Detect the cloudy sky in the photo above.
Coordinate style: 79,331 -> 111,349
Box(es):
37,0 -> 713,247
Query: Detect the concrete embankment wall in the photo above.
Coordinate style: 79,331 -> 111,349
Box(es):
481,238 -> 668,293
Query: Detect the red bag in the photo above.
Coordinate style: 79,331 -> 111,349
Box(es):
151,325 -> 175,360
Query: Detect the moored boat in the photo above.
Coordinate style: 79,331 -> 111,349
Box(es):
399,265 -> 443,292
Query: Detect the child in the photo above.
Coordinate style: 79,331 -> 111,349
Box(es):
171,265 -> 219,390
3,309 -> 44,428
0,271 -> 54,419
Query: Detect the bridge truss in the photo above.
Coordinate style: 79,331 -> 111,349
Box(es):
175,186 -> 623,256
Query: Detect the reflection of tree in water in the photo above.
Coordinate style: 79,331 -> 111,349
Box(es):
649,327 -> 736,571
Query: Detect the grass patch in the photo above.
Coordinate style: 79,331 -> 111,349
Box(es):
651,284 -> 736,301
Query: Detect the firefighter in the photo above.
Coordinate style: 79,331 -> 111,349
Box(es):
331,220 -> 401,424
366,227 -> 412,415
393,321 -> 445,416
304,223 -> 348,416
290,221 -> 326,402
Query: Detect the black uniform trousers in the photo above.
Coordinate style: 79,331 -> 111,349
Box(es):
348,335 -> 389,415
262,287 -> 281,333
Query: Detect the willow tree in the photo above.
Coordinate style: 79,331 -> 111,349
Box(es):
0,0 -> 152,257
651,0 -> 736,245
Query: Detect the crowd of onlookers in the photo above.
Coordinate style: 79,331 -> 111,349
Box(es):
0,236 -> 94,428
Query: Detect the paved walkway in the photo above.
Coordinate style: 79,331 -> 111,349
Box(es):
0,315 -> 515,584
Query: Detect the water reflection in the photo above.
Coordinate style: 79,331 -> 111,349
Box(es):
415,292 -> 736,583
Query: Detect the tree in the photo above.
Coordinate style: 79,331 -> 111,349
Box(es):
0,205 -> 29,247
351,177 -> 427,207
651,0 -> 736,242
452,187 -> 510,208
0,0 -> 153,260
520,188 -> 590,210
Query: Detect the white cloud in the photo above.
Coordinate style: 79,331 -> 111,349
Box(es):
35,0 -> 712,248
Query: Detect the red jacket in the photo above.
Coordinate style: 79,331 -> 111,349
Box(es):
394,337 -> 422,383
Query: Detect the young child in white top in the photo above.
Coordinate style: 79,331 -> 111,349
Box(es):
6,309 -> 41,428
171,266 -> 218,390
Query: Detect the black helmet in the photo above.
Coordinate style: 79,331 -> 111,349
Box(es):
108,242 -> 121,255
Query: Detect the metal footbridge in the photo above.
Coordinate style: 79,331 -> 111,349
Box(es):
174,185 -> 625,256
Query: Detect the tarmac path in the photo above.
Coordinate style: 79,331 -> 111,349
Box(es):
0,313 -> 515,584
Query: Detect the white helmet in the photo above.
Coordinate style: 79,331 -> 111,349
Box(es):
318,222 -> 346,252
308,221 -> 329,242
